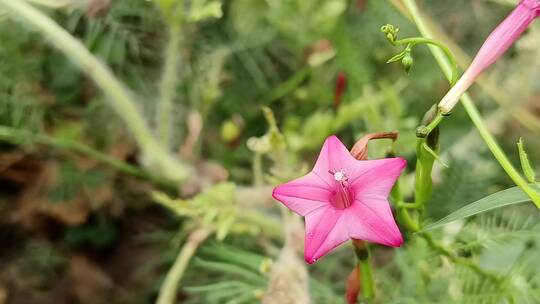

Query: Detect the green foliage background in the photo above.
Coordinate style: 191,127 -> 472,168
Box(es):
0,0 -> 539,303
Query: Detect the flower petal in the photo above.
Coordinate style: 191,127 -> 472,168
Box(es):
273,172 -> 332,216
468,0 -> 540,77
304,206 -> 349,263
312,135 -> 351,185
346,198 -> 403,247
350,157 -> 406,200
312,135 -> 383,185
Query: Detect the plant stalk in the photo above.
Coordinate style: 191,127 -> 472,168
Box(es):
421,234 -> 501,284
391,37 -> 458,84
0,0 -> 191,182
157,17 -> 183,149
400,0 -> 540,208
0,126 -> 177,190
353,241 -> 375,301
156,228 -> 211,304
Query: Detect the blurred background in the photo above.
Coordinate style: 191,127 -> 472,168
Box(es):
0,0 -> 539,303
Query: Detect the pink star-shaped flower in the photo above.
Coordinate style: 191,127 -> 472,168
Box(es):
272,135 -> 406,264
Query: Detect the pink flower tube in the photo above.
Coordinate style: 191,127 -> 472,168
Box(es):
272,136 -> 405,264
438,0 -> 540,114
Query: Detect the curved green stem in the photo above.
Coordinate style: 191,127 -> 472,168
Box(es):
392,37 -> 459,85
401,0 -> 540,209
157,17 -> 183,149
156,228 -> 211,304
413,139 -> 435,209
422,143 -> 448,168
0,126 -> 177,190
392,172 -> 422,229
359,259 -> 374,301
461,97 -> 540,207
400,207 -> 421,231
424,112 -> 444,134
353,242 -> 375,301
421,234 -> 501,284
0,0 -> 191,182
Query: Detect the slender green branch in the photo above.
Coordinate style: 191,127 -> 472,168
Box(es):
392,175 -> 422,229
399,207 -> 421,231
353,242 -> 375,301
237,210 -> 284,240
394,169 -> 499,282
422,143 -> 448,168
400,0 -> 540,209
421,234 -> 501,284
392,37 -> 459,85
424,112 -> 444,134
392,1 -> 540,133
262,66 -> 311,104
413,138 -> 435,209
0,126 -> 177,190
252,152 -> 264,187
358,258 -> 374,301
0,0 -> 191,182
157,18 -> 183,149
157,228 -> 212,304
461,99 -> 540,207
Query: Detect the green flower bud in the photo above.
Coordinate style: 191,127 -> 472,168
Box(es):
221,119 -> 240,142
380,24 -> 399,43
402,53 -> 413,73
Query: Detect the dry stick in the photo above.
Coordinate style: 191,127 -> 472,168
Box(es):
156,228 -> 212,304
0,0 -> 191,182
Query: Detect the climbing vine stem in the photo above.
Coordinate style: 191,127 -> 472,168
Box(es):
399,0 -> 540,209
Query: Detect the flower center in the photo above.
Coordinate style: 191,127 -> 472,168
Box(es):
328,169 -> 354,209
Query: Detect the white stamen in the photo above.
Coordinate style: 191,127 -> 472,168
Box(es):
333,169 -> 348,183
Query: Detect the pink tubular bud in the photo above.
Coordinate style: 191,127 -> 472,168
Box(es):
333,72 -> 347,110
438,0 -> 540,114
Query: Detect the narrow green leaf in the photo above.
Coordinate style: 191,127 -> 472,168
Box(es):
193,258 -> 265,283
517,138 -> 536,183
184,281 -> 249,292
422,143 -> 449,168
386,51 -> 406,63
422,186 -> 537,231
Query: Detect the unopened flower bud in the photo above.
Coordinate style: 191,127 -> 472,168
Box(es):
381,24 -> 399,43
419,105 -> 440,149
221,120 -> 240,142
438,0 -> 540,114
333,72 -> 347,109
401,53 -> 413,73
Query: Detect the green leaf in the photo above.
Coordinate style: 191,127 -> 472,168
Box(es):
193,258 -> 266,283
517,138 -> 536,183
386,51 -> 406,63
422,186 -> 538,231
188,0 -> 223,23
